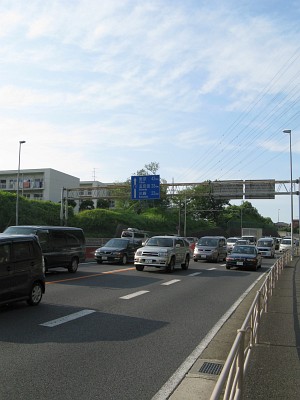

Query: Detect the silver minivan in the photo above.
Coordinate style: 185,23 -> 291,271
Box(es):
193,236 -> 227,262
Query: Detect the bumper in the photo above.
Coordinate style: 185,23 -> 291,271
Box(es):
134,257 -> 169,268
193,253 -> 214,261
95,256 -> 122,263
226,260 -> 258,268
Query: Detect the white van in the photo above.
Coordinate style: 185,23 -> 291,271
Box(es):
121,228 -> 149,245
256,237 -> 275,258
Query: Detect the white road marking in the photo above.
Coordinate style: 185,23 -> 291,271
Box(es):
188,272 -> 202,276
40,309 -> 96,328
207,267 -> 217,270
120,290 -> 150,299
161,279 -> 181,286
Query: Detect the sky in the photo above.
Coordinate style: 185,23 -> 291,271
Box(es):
1,0 -> 300,224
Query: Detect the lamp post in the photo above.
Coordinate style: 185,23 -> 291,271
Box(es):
283,129 -> 293,258
16,140 -> 26,225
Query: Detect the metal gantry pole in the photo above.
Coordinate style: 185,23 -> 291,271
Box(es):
283,129 -> 293,259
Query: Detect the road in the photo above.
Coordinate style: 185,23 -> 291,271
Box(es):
0,258 -> 275,400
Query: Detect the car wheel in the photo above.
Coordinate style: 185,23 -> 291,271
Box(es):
27,282 -> 43,306
68,257 -> 79,273
251,264 -> 257,271
136,265 -> 144,271
166,257 -> 175,273
121,254 -> 127,265
181,255 -> 189,270
226,265 -> 230,270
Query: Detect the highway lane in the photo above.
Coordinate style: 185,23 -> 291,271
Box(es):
0,258 -> 275,400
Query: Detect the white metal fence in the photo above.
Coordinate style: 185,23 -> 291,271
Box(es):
210,248 -> 298,400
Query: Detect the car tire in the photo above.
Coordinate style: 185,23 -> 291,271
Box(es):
167,257 -> 175,272
181,255 -> 190,270
136,265 -> 144,271
68,257 -> 79,273
121,254 -> 127,265
226,265 -> 230,270
27,282 -> 43,306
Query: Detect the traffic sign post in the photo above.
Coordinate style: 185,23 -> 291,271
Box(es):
131,175 -> 160,200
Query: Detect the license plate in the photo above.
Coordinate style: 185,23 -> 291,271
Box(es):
201,255 -> 206,258
102,256 -> 107,260
237,261 -> 243,266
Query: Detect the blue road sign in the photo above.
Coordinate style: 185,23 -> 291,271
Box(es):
131,175 -> 160,200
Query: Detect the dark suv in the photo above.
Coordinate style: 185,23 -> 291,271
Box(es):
95,238 -> 140,265
0,234 -> 45,306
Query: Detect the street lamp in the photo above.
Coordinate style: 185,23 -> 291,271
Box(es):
283,129 -> 293,258
16,140 -> 26,225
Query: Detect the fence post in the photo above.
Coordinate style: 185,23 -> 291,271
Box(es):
237,329 -> 245,399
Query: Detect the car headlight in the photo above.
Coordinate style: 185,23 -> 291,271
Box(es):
136,250 -> 142,256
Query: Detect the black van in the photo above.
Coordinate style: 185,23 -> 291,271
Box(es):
3,226 -> 86,273
0,234 -> 45,306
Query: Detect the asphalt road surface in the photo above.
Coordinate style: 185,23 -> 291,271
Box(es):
0,257 -> 275,400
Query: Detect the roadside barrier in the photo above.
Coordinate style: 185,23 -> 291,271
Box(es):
210,248 -> 297,400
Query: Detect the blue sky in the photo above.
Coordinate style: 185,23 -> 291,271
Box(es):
1,0 -> 300,224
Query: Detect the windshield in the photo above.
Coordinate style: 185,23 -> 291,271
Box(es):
146,237 -> 174,247
198,238 -> 218,246
257,240 -> 273,247
281,239 -> 291,245
4,226 -> 37,234
233,246 -> 255,254
105,239 -> 128,248
227,238 -> 238,244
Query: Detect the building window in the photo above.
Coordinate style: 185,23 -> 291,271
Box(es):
33,193 -> 43,200
33,178 -> 43,188
9,179 -> 16,189
0,179 -> 6,189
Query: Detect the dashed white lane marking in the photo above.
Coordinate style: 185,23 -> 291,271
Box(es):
207,267 -> 217,270
161,279 -> 181,286
40,309 -> 96,327
188,272 -> 202,276
120,290 -> 150,299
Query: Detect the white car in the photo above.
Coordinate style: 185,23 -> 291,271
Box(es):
279,237 -> 299,252
226,237 -> 240,253
134,235 -> 191,272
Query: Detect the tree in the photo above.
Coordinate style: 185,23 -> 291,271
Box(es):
96,198 -> 110,209
179,181 -> 229,225
79,200 -> 94,211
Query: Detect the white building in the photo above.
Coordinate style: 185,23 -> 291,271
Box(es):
0,168 -> 80,202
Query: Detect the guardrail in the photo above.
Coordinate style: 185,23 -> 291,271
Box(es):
210,248 -> 298,400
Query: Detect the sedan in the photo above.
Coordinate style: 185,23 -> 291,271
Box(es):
226,245 -> 262,271
94,238 -> 140,265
